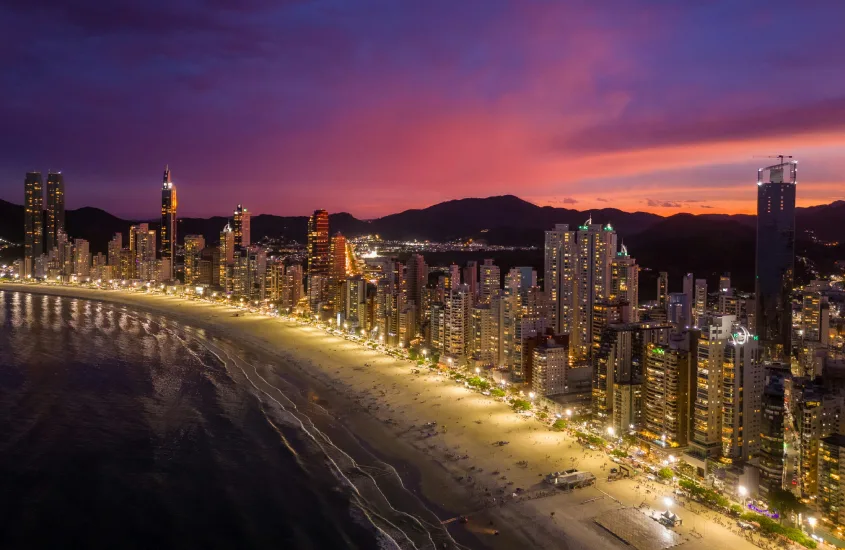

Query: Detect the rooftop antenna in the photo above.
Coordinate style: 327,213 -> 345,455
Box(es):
752,154 -> 793,164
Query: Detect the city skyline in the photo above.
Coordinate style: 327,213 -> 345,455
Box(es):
2,2 -> 845,217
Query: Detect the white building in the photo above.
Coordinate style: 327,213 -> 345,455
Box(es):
531,337 -> 570,397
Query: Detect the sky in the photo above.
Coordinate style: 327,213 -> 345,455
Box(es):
2,0 -> 845,218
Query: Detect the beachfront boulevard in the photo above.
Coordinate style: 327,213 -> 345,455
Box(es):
0,281 -> 785,550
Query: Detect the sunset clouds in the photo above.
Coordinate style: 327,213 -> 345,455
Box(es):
1,0 -> 844,217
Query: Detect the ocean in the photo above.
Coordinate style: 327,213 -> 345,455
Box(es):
0,291 -> 462,550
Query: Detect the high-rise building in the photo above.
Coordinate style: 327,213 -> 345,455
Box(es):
502,267 -> 543,375
198,247 -> 216,286
721,326 -> 762,461
280,265 -> 304,311
446,264 -> 461,289
819,434 -> 845,525
108,233 -> 122,270
329,233 -> 348,313
184,235 -> 205,285
544,224 -> 577,335
719,273 -> 731,294
610,246 -> 639,321
759,364 -> 790,498
463,261 -> 478,299
233,204 -> 250,248
795,382 -> 841,497
690,314 -> 734,458
531,336 -> 570,397
693,279 -> 707,327
307,210 -> 330,275
657,272 -> 669,312
801,291 -> 829,344
574,220 -> 617,359
479,259 -> 501,305
643,330 -> 697,447
406,254 -> 428,329
24,172 -> 44,277
755,159 -> 797,362
682,273 -> 694,320
668,292 -> 691,327
444,284 -> 472,361
73,239 -> 90,278
592,321 -> 672,425
160,165 -> 177,280
307,209 -> 330,310
45,171 -> 65,253
344,275 -> 367,330
219,224 -> 235,289
134,226 -> 157,281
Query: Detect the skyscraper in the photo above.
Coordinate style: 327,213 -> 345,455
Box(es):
184,235 -> 205,285
657,272 -> 669,312
160,165 -> 177,280
544,224 -> 577,334
234,204 -> 250,248
755,158 -> 797,361
329,233 -> 348,314
307,209 -> 330,313
406,254 -> 428,329
219,224 -> 234,289
479,259 -> 500,305
24,172 -> 44,277
643,330 -> 697,447
45,171 -> 65,252
307,209 -> 330,276
463,261 -> 478,299
610,245 -> 639,321
574,219 -> 617,359
693,278 -> 707,327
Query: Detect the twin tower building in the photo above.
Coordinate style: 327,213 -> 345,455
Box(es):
23,166 -> 178,280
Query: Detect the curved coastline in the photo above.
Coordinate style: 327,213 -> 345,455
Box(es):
1,282 -> 768,550
0,283 -> 543,549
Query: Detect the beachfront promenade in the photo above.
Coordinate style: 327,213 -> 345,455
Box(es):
0,281 -> 773,550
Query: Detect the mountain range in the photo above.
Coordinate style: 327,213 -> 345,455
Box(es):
1,195 -> 843,295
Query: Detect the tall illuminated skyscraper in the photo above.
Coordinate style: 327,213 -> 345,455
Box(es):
574,219 -> 617,359
307,209 -> 330,312
755,158 -> 797,361
24,171 -> 44,277
610,245 -> 639,321
233,204 -> 250,248
160,165 -> 177,280
693,278 -> 707,327
184,235 -> 205,285
544,224 -> 577,334
219,224 -> 234,288
329,233 -> 347,314
45,171 -> 65,252
307,209 -> 330,276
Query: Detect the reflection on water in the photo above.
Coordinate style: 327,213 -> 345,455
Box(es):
0,291 -> 457,550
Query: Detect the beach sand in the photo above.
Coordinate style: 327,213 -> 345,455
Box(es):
1,283 -> 766,550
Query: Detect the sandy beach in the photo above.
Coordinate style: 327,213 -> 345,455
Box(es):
1,283 -> 769,550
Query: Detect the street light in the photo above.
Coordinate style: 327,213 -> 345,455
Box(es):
607,426 -> 616,437
529,392 -> 535,400
738,485 -> 748,498
663,497 -> 673,509
808,517 -> 817,535
565,409 -> 572,417
475,367 -> 480,375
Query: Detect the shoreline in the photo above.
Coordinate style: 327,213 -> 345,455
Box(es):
1,283 -> 765,550
0,284 -> 534,549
